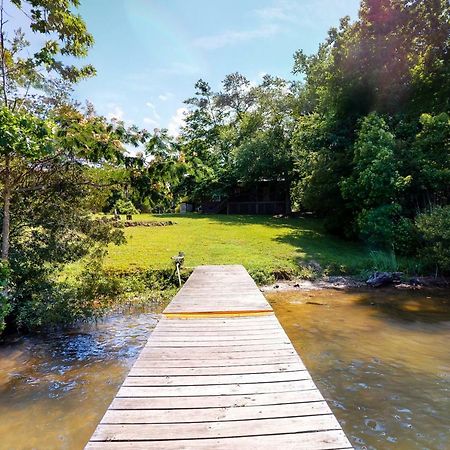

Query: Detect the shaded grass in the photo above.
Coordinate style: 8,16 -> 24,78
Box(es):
104,213 -> 371,278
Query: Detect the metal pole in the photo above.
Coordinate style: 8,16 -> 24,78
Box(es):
176,263 -> 182,287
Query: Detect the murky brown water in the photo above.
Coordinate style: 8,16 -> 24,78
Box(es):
0,290 -> 449,449
267,288 -> 450,450
0,308 -> 160,450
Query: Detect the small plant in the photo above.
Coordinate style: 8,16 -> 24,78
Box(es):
368,250 -> 398,272
249,269 -> 275,285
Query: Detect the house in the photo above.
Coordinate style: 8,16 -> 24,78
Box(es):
199,180 -> 290,215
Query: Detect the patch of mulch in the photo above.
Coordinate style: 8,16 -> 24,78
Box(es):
114,220 -> 176,227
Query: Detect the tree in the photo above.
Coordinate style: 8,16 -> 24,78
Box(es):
290,0 -> 449,250
340,113 -> 411,246
414,113 -> 450,206
233,126 -> 292,184
0,107 -> 50,259
0,0 -> 95,110
0,0 -> 95,261
127,130 -> 187,212
341,114 -> 411,209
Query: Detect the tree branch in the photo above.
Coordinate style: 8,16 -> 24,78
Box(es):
0,0 -> 10,107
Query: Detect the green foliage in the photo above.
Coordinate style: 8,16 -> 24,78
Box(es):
233,126 -> 292,183
393,217 -> 420,256
1,0 -> 95,110
0,106 -> 137,332
415,206 -> 450,273
357,204 -> 401,249
248,268 -> 275,285
179,74 -> 299,204
8,212 -> 125,330
342,114 -> 411,209
289,0 -> 449,262
291,112 -> 353,235
0,107 -> 51,157
414,113 -> 450,203
113,199 -> 139,215
368,250 -> 398,273
14,252 -> 121,331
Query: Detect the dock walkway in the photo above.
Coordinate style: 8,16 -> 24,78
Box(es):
86,265 -> 353,449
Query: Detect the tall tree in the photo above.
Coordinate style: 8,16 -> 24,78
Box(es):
0,0 -> 95,260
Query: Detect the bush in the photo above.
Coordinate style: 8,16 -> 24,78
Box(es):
357,203 -> 401,248
113,199 -> 139,215
415,206 -> 450,274
248,269 -> 275,285
393,217 -> 420,256
13,253 -> 123,331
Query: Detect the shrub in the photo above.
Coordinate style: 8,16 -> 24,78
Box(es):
393,217 -> 420,256
357,203 -> 401,249
113,199 -> 139,215
248,269 -> 275,285
415,206 -> 450,274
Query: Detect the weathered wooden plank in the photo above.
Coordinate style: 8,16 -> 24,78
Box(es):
117,379 -> 317,397
158,317 -> 277,325
90,414 -> 341,441
132,356 -> 301,368
86,429 -> 352,449
137,350 -> 297,361
101,401 -> 331,424
128,363 -> 304,376
123,371 -> 310,386
153,327 -> 281,333
147,336 -> 286,343
150,326 -> 284,333
142,342 -> 292,349
109,390 -> 325,410
164,266 -> 272,314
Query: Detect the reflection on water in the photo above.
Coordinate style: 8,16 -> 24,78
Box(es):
0,307 -> 160,450
267,288 -> 450,450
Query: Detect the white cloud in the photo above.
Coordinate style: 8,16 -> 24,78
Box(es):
254,0 -> 329,30
158,92 -> 173,101
193,24 -> 279,50
106,105 -> 124,121
158,62 -> 202,76
255,1 -> 297,22
145,101 -> 161,120
143,117 -> 159,128
167,107 -> 188,137
126,63 -> 202,83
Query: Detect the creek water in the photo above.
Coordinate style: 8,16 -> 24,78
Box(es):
0,289 -> 448,449
267,288 -> 450,450
0,307 -> 161,449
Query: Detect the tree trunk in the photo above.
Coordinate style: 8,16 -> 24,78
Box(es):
2,153 -> 11,261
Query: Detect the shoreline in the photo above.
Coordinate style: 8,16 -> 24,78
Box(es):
260,275 -> 450,293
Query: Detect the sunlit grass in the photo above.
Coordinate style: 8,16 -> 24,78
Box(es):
104,213 -> 370,275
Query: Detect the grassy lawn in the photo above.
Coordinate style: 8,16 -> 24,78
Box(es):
105,213 -> 370,277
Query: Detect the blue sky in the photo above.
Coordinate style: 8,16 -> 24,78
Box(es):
72,0 -> 360,135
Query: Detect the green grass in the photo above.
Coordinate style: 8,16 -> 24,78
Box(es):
104,213 -> 370,277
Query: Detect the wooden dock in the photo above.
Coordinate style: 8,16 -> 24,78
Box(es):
86,265 -> 353,449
